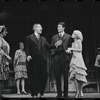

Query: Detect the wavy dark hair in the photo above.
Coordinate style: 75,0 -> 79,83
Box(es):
96,48 -> 100,55
58,22 -> 66,28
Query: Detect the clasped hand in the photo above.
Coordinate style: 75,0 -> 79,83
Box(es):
66,47 -> 72,54
55,40 -> 62,48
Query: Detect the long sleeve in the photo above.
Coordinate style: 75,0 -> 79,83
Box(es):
51,36 -> 56,56
46,39 -> 56,49
25,36 -> 30,56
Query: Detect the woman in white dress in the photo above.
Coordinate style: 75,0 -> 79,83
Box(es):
66,30 -> 87,97
0,25 -> 11,97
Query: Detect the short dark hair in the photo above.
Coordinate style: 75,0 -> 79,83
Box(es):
58,22 -> 66,28
19,42 -> 24,46
97,48 -> 100,54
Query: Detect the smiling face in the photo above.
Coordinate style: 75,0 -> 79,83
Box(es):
33,24 -> 42,34
72,32 -> 77,39
57,24 -> 65,33
19,42 -> 24,50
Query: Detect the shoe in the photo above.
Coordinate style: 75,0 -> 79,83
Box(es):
80,91 -> 83,97
17,92 -> 21,95
21,91 -> 28,95
63,95 -> 69,98
56,95 -> 62,98
0,95 -> 3,99
78,91 -> 83,97
40,95 -> 44,98
31,95 -> 37,98
37,93 -> 41,98
37,93 -> 44,98
74,93 -> 79,98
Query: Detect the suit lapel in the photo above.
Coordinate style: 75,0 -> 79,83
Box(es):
30,34 -> 38,46
63,33 -> 68,41
55,34 -> 59,42
55,32 -> 67,41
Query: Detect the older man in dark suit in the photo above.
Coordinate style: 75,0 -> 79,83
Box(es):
25,23 -> 57,98
51,22 -> 73,98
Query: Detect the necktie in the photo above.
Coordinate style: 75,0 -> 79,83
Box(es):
59,33 -> 63,40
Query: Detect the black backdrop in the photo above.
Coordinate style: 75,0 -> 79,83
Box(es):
0,0 -> 100,70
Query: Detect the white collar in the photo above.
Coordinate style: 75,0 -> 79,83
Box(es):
59,31 -> 65,37
34,32 -> 40,39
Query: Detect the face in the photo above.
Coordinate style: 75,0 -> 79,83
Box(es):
72,32 -> 77,39
57,24 -> 65,33
19,43 -> 24,50
2,29 -> 8,37
34,24 -> 42,34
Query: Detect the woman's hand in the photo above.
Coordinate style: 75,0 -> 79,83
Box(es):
55,40 -> 62,48
66,49 -> 71,54
66,48 -> 72,54
6,55 -> 12,61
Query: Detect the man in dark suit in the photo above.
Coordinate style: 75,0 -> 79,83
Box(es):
25,23 -> 56,98
51,22 -> 73,98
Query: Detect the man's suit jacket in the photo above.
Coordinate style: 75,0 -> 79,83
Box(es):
25,34 -> 48,62
51,33 -> 73,61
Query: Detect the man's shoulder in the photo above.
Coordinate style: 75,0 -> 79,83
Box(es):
52,34 -> 58,38
26,34 -> 32,38
41,36 -> 46,41
65,33 -> 71,37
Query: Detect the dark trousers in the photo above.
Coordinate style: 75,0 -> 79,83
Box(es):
52,52 -> 69,97
27,57 -> 47,96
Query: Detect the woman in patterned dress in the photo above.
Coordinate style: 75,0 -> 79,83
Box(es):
66,30 -> 87,97
0,25 -> 11,97
14,42 -> 28,95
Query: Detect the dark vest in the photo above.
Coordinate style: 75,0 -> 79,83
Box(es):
56,35 -> 64,52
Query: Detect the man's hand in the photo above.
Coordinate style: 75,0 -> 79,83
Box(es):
55,40 -> 62,48
27,56 -> 32,62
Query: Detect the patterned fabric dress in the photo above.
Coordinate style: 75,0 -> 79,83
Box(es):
69,39 -> 87,83
14,49 -> 28,80
0,36 -> 10,80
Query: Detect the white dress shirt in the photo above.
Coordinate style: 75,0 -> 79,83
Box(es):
34,32 -> 40,40
59,31 -> 65,37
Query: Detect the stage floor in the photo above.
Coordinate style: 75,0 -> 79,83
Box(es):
1,93 -> 100,98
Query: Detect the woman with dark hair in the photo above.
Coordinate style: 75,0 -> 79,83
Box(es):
14,42 -> 28,95
94,48 -> 100,68
0,25 -> 11,97
94,48 -> 100,90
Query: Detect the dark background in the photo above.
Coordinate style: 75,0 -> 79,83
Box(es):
0,0 -> 100,70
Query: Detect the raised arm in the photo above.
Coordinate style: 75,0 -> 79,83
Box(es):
69,39 -> 82,52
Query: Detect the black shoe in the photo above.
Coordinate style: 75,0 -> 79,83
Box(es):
0,95 -> 3,100
56,95 -> 62,98
63,95 -> 69,98
31,95 -> 37,98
